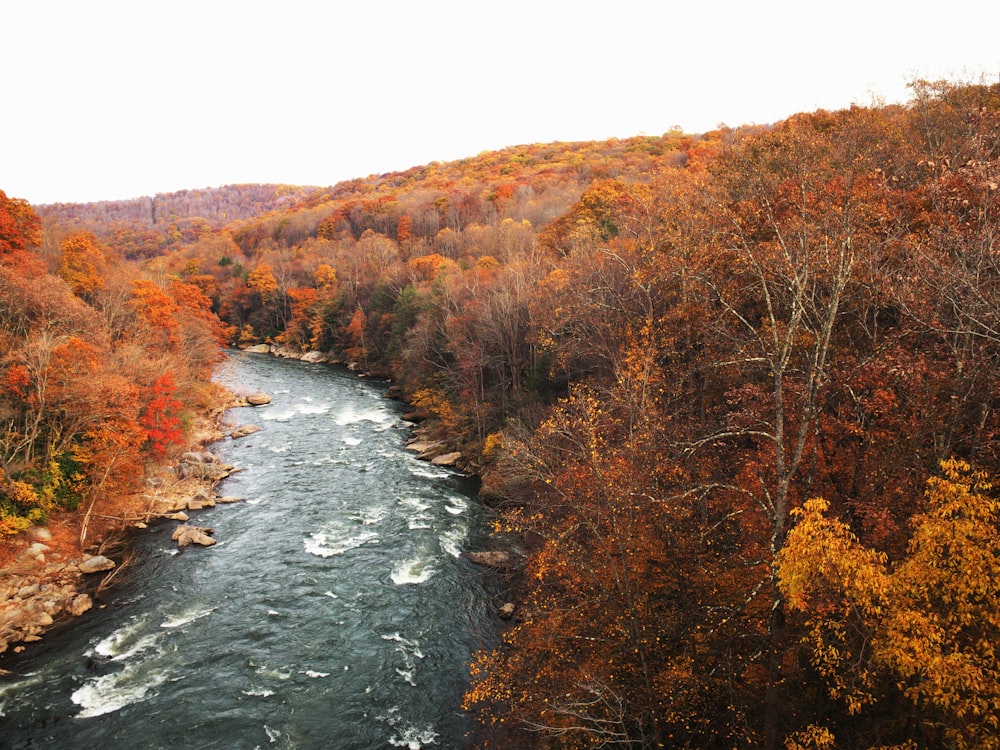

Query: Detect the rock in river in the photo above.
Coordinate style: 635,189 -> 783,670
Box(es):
171,525 -> 216,547
79,555 -> 116,574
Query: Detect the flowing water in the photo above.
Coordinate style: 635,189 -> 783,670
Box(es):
0,352 -> 499,749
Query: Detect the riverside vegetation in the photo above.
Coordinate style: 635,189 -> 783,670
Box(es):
3,77 -> 1000,748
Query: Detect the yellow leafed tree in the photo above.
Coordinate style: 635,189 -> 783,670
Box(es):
777,459 -> 1000,749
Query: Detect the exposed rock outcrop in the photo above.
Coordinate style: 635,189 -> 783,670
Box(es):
78,555 -> 116,574
176,451 -> 236,481
0,536 -> 111,655
300,351 -> 329,364
230,424 -> 261,439
465,550 -> 512,569
171,525 -> 216,547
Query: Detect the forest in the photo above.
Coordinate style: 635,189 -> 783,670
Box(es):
2,77 -> 1000,748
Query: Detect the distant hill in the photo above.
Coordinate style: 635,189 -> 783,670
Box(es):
39,183 -> 323,226
36,184 -> 325,258
34,134 -> 706,259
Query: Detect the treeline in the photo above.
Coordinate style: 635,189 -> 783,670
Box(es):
32,78 -> 1000,747
0,190 -> 224,546
36,184 -> 323,260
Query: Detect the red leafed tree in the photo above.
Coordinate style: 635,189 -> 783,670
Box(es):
138,371 -> 184,457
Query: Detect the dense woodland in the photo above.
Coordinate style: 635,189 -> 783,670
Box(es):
3,78 -> 1000,748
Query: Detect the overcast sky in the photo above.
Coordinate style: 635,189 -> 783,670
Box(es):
4,1 -> 998,205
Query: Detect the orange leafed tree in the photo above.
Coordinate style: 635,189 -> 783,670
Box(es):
0,189 -> 43,276
129,279 -> 180,347
58,231 -> 108,300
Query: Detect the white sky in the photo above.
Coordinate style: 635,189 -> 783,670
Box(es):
3,0 -> 998,205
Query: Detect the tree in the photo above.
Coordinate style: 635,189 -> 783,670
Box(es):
0,189 -> 43,275
686,108 -> 902,748
778,459 -> 1000,749
129,279 -> 180,347
247,261 -> 279,303
58,231 -> 108,300
138,371 -> 184,458
343,306 -> 368,365
467,332 -> 719,747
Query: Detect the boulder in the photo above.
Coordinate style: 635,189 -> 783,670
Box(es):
216,496 -> 243,504
17,584 -> 41,599
499,602 -> 516,620
272,346 -> 300,359
171,525 -> 216,547
176,453 -> 234,481
431,452 -> 462,467
300,351 -> 329,363
25,542 -> 51,558
243,344 -> 271,353
28,527 -> 52,542
245,393 -> 272,406
164,511 -> 189,522
79,555 -> 115,574
405,440 -> 442,454
230,424 -> 262,439
466,550 -> 512,569
68,594 -> 93,617
184,489 -> 216,510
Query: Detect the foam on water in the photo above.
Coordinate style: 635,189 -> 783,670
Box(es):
382,632 -> 425,687
405,464 -> 451,480
253,663 -> 292,681
72,659 -> 170,718
304,528 -> 379,557
262,401 -> 332,422
333,405 -> 393,427
390,555 -> 437,585
160,606 -> 214,629
380,706 -> 439,749
241,687 -> 275,697
439,527 -> 468,558
349,506 -> 387,526
93,616 -> 158,660
397,496 -> 430,513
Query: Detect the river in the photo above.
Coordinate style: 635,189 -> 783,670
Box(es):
0,352 -> 500,749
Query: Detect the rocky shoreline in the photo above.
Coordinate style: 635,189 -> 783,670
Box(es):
0,391 -> 274,660
0,347 -> 518,661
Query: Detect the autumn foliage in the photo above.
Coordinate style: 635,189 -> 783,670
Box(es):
8,76 -> 1000,748
1,193 -> 223,547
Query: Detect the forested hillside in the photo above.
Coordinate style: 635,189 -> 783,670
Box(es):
37,184 -> 322,260
7,77 -> 1000,748
0,190 -> 225,547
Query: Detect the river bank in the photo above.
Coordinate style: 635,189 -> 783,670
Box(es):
0,345 -> 494,661
0,351 -> 500,748
0,392 -> 249,661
